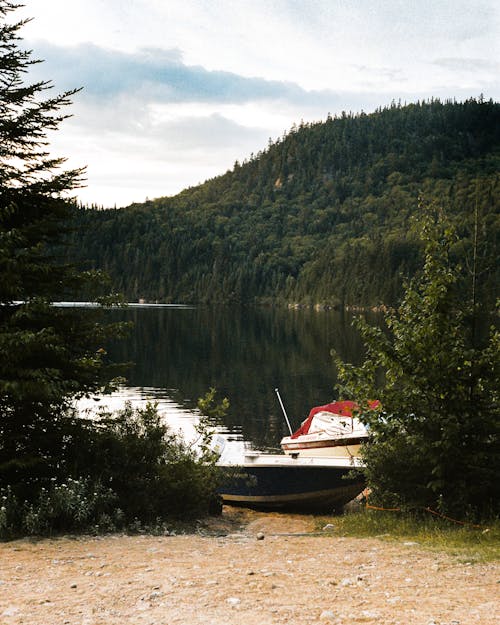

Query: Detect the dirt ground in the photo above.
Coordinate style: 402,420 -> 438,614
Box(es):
0,507 -> 498,625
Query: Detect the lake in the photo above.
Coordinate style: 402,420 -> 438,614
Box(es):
80,305 -> 373,458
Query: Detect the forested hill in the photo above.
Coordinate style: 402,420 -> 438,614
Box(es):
68,98 -> 500,306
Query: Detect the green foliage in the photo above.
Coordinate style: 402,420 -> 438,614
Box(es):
0,479 -> 120,540
0,2 -> 128,503
85,402 -> 222,522
195,387 -> 230,463
2,479 -> 120,539
0,7 -> 224,538
67,99 -> 499,307
334,203 -> 499,520
0,403 -> 223,539
197,387 -> 230,421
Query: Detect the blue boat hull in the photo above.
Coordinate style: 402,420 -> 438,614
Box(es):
218,456 -> 365,512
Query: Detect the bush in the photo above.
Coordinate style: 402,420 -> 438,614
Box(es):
335,204 -> 499,520
0,479 -> 121,539
0,403 -> 222,539
86,402 -> 222,522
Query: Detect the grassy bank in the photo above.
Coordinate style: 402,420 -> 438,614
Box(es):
317,509 -> 500,563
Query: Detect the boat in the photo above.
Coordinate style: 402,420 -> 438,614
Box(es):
280,399 -> 379,459
215,394 -> 379,512
217,452 -> 365,512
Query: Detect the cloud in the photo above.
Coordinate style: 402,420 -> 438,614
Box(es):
350,64 -> 407,85
432,58 -> 500,73
150,112 -> 269,151
27,40 -> 338,108
64,103 -> 270,160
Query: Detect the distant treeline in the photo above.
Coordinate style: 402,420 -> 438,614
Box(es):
64,98 -> 500,307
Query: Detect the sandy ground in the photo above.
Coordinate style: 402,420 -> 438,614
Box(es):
0,507 -> 498,625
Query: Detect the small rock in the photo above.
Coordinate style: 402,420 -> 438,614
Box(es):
227,597 -> 241,607
70,583 -> 77,589
322,524 -> 335,531
256,532 -> 265,540
149,591 -> 164,599
320,609 -> 336,621
361,609 -> 380,619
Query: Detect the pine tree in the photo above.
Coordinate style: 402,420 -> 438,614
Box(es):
0,1 -> 124,498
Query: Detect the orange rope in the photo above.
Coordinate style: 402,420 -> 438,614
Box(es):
423,507 -> 484,529
366,504 -> 402,512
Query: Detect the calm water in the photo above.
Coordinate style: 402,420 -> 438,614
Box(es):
83,305 -> 372,456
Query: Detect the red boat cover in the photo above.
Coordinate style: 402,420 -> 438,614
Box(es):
290,400 -> 380,439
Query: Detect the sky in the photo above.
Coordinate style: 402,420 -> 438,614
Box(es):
17,0 -> 500,208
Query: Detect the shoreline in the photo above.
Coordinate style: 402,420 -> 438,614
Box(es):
1,507 -> 498,625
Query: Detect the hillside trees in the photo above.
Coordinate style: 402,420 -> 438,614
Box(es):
335,203 -> 499,519
67,99 -> 500,306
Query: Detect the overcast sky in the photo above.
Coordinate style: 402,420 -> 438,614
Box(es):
18,0 -> 500,207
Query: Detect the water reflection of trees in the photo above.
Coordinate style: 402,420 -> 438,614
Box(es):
105,306 -> 371,449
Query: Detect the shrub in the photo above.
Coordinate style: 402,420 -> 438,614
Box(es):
85,402 -> 222,522
335,204 -> 499,520
0,403 -> 222,539
0,479 -> 121,539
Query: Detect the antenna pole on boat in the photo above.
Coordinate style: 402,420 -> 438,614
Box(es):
275,388 -> 293,436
